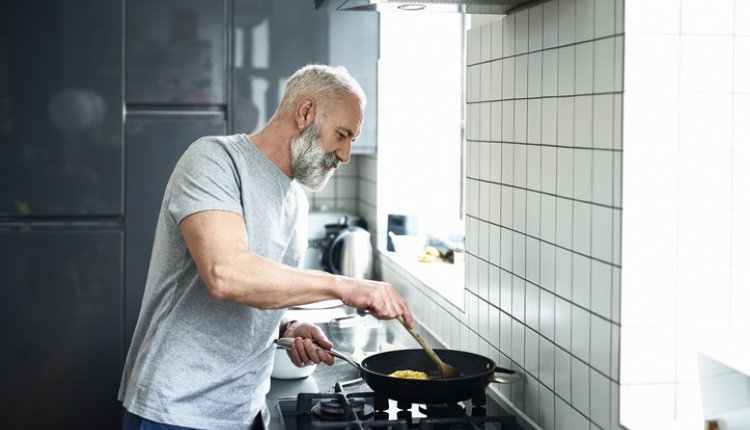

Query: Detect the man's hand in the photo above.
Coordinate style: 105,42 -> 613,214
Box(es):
282,322 -> 335,367
338,279 -> 414,328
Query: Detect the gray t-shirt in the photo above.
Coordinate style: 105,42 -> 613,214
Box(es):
118,134 -> 309,429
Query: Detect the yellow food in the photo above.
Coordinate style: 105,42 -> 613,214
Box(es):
424,246 -> 441,257
418,253 -> 437,263
388,370 -> 429,380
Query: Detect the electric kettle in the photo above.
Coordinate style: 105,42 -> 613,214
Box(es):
322,225 -> 373,279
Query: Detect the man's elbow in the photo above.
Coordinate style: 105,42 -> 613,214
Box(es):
203,263 -> 234,301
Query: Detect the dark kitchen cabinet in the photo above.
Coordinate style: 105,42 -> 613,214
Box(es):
0,0 -> 123,217
0,226 -> 123,429
124,113 -> 227,345
0,0 -> 124,427
124,0 -> 229,345
126,0 -> 228,105
1,0 -> 380,427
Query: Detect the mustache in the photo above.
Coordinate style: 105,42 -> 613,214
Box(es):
322,151 -> 339,169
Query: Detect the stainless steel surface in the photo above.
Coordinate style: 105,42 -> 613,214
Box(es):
266,309 -> 432,429
490,368 -> 524,384
336,226 -> 373,279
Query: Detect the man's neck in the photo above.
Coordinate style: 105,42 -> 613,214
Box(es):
248,119 -> 295,178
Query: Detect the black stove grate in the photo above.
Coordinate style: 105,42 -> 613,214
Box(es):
279,391 -> 410,430
277,380 -> 517,430
418,415 -> 518,430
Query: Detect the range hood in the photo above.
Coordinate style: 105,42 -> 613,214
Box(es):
313,0 -> 543,14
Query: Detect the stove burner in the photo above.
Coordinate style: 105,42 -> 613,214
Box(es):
311,397 -> 374,420
419,402 -> 466,418
278,380 -> 517,430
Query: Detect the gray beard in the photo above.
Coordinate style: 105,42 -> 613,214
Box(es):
290,123 -> 339,191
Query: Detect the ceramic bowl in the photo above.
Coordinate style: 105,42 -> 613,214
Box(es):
271,347 -> 317,379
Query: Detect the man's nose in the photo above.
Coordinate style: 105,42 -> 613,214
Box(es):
336,140 -> 352,165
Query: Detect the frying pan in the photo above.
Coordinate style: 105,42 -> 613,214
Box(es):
275,339 -> 522,404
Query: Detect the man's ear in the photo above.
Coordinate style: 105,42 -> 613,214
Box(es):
295,96 -> 315,129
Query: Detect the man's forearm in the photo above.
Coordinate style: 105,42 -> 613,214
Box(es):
201,250 -> 347,308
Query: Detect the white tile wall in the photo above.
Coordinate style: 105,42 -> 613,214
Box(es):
680,36 -> 733,93
553,248 -> 571,301
306,156 -> 361,215
738,0 -> 750,35
624,35 -> 680,93
620,2 -> 750,428
375,0 -> 630,428
542,2 -> 558,49
571,357 -> 589,415
460,1 -> 623,426
681,0 -> 734,35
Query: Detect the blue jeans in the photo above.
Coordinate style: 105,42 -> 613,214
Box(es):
122,408 -> 264,430
122,408 -> 198,430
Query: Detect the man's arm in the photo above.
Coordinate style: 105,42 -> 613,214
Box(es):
179,210 -> 414,326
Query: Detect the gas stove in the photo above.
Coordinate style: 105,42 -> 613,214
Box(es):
276,378 -> 518,430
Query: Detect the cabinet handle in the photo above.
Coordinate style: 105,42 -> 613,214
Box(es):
125,104 -> 226,119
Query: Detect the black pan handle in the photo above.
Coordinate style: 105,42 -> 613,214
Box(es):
489,367 -> 523,384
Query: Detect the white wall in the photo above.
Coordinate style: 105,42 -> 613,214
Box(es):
378,1 -> 750,429
620,1 -> 750,428
465,1 -> 623,428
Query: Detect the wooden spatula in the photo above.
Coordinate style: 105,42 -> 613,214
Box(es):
398,316 -> 459,379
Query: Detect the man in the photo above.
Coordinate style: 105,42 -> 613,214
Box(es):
118,64 -> 414,430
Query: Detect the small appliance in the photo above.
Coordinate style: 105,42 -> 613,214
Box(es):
323,223 -> 373,280
297,212 -> 372,309
306,212 -> 372,280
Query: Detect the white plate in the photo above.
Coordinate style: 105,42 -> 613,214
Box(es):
292,299 -> 343,309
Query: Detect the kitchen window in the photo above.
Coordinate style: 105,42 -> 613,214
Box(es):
377,11 -> 467,306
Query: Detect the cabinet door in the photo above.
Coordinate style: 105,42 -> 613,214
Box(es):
126,0 -> 228,104
0,226 -> 123,429
328,11 -> 379,155
124,113 -> 226,345
231,0 -> 330,134
0,0 -> 123,216
230,0 -> 378,154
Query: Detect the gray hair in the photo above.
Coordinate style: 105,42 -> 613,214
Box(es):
278,64 -> 367,120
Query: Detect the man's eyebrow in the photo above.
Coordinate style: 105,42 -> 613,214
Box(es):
336,127 -> 359,142
336,127 -> 355,137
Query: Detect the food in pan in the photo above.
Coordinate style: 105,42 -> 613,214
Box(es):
388,370 -> 429,380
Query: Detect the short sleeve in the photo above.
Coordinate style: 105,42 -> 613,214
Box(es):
167,138 -> 244,224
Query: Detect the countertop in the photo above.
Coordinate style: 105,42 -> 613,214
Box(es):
264,307 -> 437,430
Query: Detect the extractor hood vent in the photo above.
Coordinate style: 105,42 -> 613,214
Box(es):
313,0 -> 544,14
